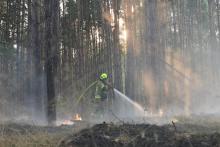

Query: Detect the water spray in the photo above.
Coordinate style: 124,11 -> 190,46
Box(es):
113,89 -> 146,114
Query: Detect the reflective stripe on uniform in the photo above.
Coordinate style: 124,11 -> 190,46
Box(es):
95,95 -> 101,99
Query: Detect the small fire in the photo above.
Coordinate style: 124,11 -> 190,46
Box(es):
60,114 -> 82,126
159,109 -> 164,117
73,113 -> 82,121
172,118 -> 179,123
62,120 -> 74,125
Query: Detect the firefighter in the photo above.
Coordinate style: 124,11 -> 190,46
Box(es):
94,73 -> 112,118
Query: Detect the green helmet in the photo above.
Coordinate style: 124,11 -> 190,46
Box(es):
100,73 -> 108,80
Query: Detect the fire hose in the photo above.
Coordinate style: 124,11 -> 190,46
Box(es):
76,80 -> 114,105
76,80 -> 98,105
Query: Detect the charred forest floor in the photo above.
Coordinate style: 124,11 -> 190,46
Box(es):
59,115 -> 220,147
59,123 -> 220,147
1,115 -> 220,147
59,124 -> 220,147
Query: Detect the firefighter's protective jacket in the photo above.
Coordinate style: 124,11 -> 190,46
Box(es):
95,80 -> 108,100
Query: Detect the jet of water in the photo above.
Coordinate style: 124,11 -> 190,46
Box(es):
113,89 -> 146,115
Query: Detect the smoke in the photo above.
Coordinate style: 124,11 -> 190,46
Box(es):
0,51 -> 48,125
118,0 -> 220,120
113,89 -> 146,119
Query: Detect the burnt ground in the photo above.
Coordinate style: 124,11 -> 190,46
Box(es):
59,118 -> 220,147
1,115 -> 220,147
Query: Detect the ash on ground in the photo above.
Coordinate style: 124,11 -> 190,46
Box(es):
59,122 -> 220,147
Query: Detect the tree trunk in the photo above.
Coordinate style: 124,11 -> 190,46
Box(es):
44,0 -> 60,125
30,0 -> 43,119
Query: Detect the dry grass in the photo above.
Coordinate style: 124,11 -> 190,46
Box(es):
0,124 -> 75,147
0,132 -> 66,147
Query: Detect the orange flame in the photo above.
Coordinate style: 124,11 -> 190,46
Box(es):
159,109 -> 164,117
62,120 -> 74,125
73,113 -> 82,121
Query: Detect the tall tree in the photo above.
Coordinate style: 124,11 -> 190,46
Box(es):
44,0 -> 60,125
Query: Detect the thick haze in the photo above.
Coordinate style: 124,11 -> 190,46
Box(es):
0,0 -> 220,125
